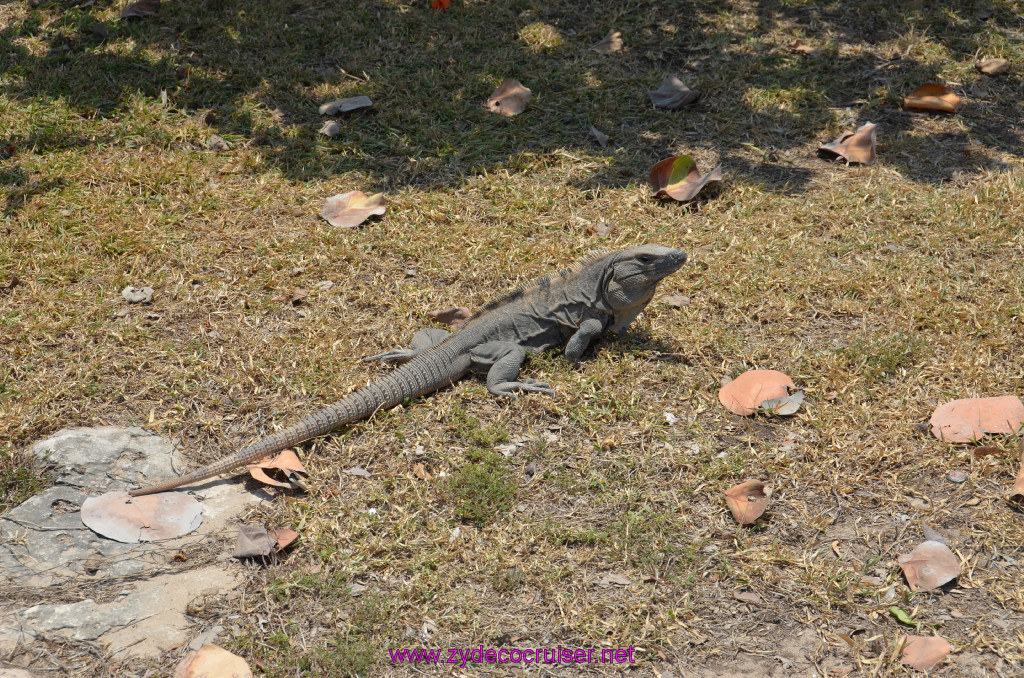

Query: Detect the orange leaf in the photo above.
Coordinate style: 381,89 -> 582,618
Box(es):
248,449 -> 308,489
904,84 -> 961,113
486,79 -> 531,116
898,541 -> 961,591
174,644 -> 253,678
649,155 -> 722,202
271,527 -> 299,550
321,191 -> 386,228
718,369 -> 794,416
900,635 -> 951,671
929,396 -> 1024,443
724,480 -> 769,525
431,0 -> 450,8
413,463 -> 432,481
819,122 -> 876,164
976,58 -> 1010,76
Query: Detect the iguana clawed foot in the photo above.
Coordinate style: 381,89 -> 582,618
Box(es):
491,378 -> 555,399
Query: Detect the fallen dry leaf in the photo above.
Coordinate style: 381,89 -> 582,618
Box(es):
319,120 -> 340,137
718,369 -> 794,416
1010,453 -> 1024,506
662,294 -> 690,308
648,75 -> 700,109
321,191 -> 386,228
120,0 -> 159,19
413,463 -> 432,481
900,635 -> 951,671
345,466 -> 371,479
597,573 -> 631,587
427,306 -> 472,329
971,445 -> 1005,458
248,449 -> 308,489
898,541 -> 961,591
976,58 -> 1010,76
233,524 -> 275,558
273,527 -> 299,550
589,125 -> 609,148
206,135 -> 230,151
733,590 -> 762,605
929,395 -> 1024,443
81,491 -> 203,543
487,79 -> 531,116
819,122 -> 876,164
724,480 -> 769,525
904,84 -> 961,113
174,644 -> 253,678
759,390 -> 804,416
649,155 -> 722,202
591,30 -> 623,53
431,0 -> 450,8
789,39 -> 823,58
319,96 -> 373,115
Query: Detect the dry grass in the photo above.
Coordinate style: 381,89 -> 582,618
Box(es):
3,0 -> 1024,675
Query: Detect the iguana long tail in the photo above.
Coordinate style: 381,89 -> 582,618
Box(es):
128,348 -> 466,496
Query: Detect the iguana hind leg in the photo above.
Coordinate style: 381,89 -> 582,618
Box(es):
363,328 -> 450,364
471,341 -> 554,398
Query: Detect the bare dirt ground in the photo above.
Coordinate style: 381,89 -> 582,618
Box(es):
2,0 -> 1023,675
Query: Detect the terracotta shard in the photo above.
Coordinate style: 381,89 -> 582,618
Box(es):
929,396 -> 1024,443
976,58 -> 1010,76
897,541 -> 961,591
649,155 -> 722,202
648,76 -> 700,109
819,122 -> 876,164
718,369 -> 794,416
904,84 -> 961,113
174,644 -> 253,678
81,491 -> 203,543
724,479 -> 769,524
321,191 -> 386,228
900,635 -> 951,671
487,79 -> 531,116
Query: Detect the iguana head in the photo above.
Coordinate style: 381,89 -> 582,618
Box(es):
602,245 -> 687,332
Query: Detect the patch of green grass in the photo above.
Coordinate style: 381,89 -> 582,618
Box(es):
0,448 -> 49,514
446,447 -> 516,527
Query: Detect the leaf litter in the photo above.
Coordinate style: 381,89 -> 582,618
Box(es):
247,449 -> 308,490
976,58 -> 1010,76
319,96 -> 373,115
649,155 -> 722,202
648,76 -> 700,109
321,191 -> 386,228
819,122 -> 876,164
591,30 -> 623,54
898,541 -> 961,591
900,635 -> 951,671
903,84 -> 961,113
486,79 -> 531,116
724,480 -> 769,525
232,524 -> 299,558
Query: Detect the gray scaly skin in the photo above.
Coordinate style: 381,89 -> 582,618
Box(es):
129,245 -> 686,496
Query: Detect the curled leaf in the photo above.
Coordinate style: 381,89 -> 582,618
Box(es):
819,122 -> 876,164
248,449 -> 308,490
413,463 -> 432,481
319,121 -> 341,137
321,191 -> 386,228
120,0 -> 159,19
81,491 -> 203,543
889,607 -> 917,628
718,369 -> 794,416
233,524 -> 275,558
724,479 -> 769,525
589,125 -> 609,148
319,96 -> 373,115
900,635 -> 951,671
976,58 -> 1010,76
591,30 -> 623,54
272,527 -> 299,550
431,0 -> 450,8
487,79 -> 531,116
648,76 -> 700,109
904,84 -> 961,113
427,306 -> 472,329
173,644 -> 253,678
929,396 -> 1024,443
759,390 -> 804,416
649,155 -> 722,202
898,541 -> 961,591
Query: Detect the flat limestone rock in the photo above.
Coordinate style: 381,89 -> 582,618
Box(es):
0,427 -> 265,657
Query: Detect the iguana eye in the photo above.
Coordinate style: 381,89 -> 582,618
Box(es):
638,255 -> 653,264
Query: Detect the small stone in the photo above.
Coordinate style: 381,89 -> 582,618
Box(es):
206,135 -> 230,151
121,285 -> 154,304
946,470 -> 968,484
524,462 -> 537,478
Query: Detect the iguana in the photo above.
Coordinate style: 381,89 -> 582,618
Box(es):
129,245 -> 687,496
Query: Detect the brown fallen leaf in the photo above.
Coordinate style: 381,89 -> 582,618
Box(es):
206,135 -> 230,151
589,125 -> 609,148
319,96 -> 373,115
248,449 -> 308,489
662,294 -> 690,308
272,527 -> 299,550
718,369 -> 794,416
900,635 -> 951,671
591,30 -> 623,54
929,396 -> 1024,443
81,491 -> 203,543
789,39 -> 822,58
971,445 -> 1005,458
319,120 -> 341,137
120,0 -> 159,19
724,480 -> 769,525
413,463 -> 432,481
898,541 -> 961,591
233,524 -> 275,558
1010,445 -> 1024,506
904,84 -> 961,113
733,590 -> 762,605
345,466 -> 372,479
321,191 -> 386,228
174,644 -> 253,678
597,573 -> 631,587
487,79 -> 531,116
975,58 -> 1010,76
648,75 -> 700,109
427,306 -> 472,329
819,122 -> 876,164
649,155 -> 722,202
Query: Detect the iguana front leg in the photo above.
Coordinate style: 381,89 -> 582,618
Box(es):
471,341 -> 554,398
363,328 -> 450,364
564,318 -> 605,363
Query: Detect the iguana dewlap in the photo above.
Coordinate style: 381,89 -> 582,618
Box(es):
129,245 -> 686,496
